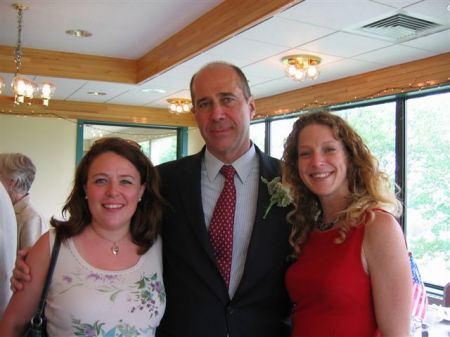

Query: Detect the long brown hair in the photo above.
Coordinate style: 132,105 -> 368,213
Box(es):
51,137 -> 164,254
282,111 -> 402,256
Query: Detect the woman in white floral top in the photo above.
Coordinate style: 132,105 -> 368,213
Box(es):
0,137 -> 166,337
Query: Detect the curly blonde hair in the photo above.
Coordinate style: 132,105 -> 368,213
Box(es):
282,111 -> 402,256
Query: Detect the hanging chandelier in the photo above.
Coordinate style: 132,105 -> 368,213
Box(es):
167,98 -> 192,114
281,54 -> 321,82
0,3 -> 55,106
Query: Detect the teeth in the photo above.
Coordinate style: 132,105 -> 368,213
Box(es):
312,172 -> 330,178
103,204 -> 123,209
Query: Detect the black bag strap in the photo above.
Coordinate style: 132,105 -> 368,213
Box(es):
30,235 -> 61,327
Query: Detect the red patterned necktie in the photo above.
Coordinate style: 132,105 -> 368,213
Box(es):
209,165 -> 236,288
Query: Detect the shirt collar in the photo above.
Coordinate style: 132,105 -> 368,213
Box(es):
204,144 -> 257,183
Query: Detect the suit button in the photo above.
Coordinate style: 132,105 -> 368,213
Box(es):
227,305 -> 234,315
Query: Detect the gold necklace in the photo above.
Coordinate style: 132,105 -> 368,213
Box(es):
89,226 -> 128,256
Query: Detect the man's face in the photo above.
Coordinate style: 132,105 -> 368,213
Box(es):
191,65 -> 255,163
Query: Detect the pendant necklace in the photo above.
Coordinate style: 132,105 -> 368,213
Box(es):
316,215 -> 339,232
90,226 -> 128,256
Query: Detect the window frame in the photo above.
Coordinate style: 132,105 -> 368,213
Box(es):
76,120 -> 187,164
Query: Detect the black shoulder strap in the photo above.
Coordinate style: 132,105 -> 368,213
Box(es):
32,235 -> 61,323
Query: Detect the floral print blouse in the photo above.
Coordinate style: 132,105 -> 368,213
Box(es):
45,230 -> 165,337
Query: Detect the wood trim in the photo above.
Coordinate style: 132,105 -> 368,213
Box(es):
0,97 -> 197,127
1,53 -> 448,126
0,46 -> 137,83
254,52 -> 450,119
136,0 -> 301,82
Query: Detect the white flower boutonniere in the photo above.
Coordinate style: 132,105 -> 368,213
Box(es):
261,176 -> 293,219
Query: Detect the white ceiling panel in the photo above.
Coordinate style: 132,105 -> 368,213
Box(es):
277,0 -> 397,30
353,44 -> 436,65
401,29 -> 450,53
373,0 -> 426,9
204,37 -> 288,67
238,16 -> 335,48
301,31 -> 394,58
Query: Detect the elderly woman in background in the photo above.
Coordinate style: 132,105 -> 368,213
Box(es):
283,111 -> 412,337
0,153 -> 48,249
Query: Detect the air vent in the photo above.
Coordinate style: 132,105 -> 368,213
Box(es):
353,13 -> 446,42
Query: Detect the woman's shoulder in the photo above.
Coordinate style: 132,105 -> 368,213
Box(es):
28,231 -> 51,256
363,209 -> 405,252
364,208 -> 400,232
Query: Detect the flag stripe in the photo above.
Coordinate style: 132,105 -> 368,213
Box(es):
409,252 -> 427,320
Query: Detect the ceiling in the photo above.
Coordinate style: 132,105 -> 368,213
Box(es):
0,0 -> 449,117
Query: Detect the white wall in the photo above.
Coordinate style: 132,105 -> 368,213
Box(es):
0,115 -> 77,223
188,127 -> 204,154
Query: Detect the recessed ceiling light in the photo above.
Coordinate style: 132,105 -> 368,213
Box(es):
142,88 -> 166,93
66,29 -> 92,38
87,91 -> 107,96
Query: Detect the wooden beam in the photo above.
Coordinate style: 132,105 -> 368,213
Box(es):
254,52 -> 450,119
0,46 -> 137,83
0,97 -> 197,127
137,0 -> 301,82
2,53 -> 448,126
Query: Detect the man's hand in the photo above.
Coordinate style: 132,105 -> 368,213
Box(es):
10,248 -> 31,292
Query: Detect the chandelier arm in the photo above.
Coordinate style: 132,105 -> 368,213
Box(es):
15,7 -> 24,76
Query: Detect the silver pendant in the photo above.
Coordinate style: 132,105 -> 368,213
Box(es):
112,244 -> 119,255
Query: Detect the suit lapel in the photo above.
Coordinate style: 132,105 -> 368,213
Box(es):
177,150 -> 218,264
235,148 -> 284,296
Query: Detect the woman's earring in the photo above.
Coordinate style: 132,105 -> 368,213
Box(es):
85,195 -> 88,200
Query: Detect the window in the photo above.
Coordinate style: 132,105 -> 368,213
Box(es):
81,123 -> 178,165
333,102 -> 396,182
405,92 -> 450,288
250,121 -> 265,151
270,118 -> 296,159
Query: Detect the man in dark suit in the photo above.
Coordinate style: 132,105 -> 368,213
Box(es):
156,62 -> 292,337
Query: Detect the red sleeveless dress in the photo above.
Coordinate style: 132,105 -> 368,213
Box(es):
285,224 -> 381,337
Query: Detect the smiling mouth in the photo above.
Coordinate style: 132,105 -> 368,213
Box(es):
103,204 -> 123,209
311,172 -> 332,179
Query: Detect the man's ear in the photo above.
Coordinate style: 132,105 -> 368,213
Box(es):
248,96 -> 256,119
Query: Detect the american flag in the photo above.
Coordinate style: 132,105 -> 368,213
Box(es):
410,252 -> 428,320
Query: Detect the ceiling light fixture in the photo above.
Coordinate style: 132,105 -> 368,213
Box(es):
65,29 -> 92,38
0,3 -> 55,106
167,98 -> 191,114
87,91 -> 107,96
281,54 -> 321,82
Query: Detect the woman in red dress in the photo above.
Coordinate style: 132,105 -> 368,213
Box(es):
283,111 -> 412,337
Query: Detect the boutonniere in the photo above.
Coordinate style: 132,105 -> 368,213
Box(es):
261,176 -> 293,219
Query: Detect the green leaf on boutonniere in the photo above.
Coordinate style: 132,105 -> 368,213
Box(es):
261,176 -> 293,219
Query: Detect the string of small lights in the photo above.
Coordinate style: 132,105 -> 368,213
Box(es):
2,78 -> 449,122
253,79 -> 450,119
